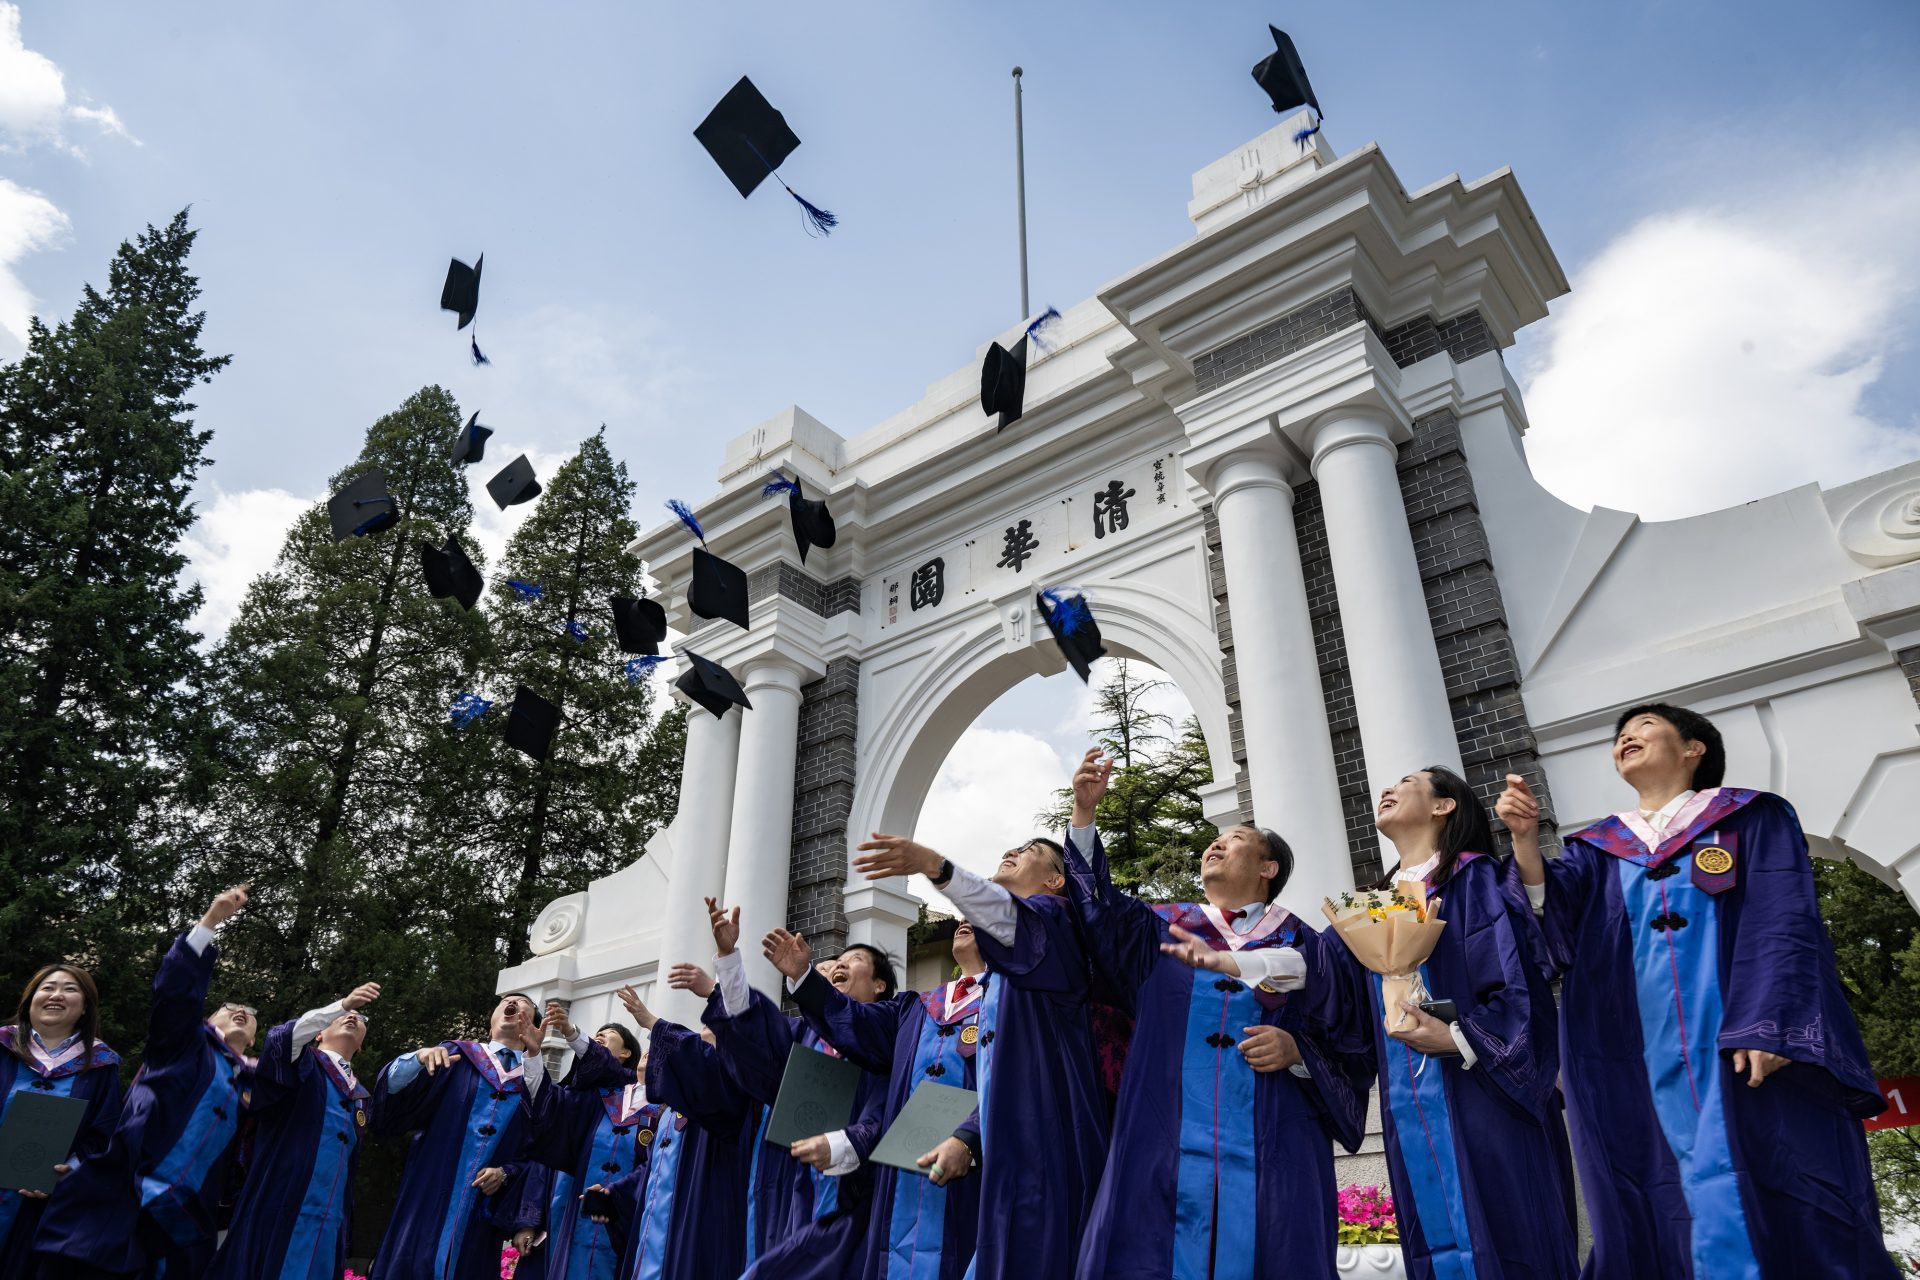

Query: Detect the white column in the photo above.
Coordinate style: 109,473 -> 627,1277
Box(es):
1308,410 -> 1462,806
1209,448 -> 1354,908
721,660 -> 808,997
653,704 -> 741,1028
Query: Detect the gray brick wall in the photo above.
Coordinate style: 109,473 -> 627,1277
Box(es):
788,656 -> 860,955
1191,285 -> 1496,396
748,563 -> 860,618
1202,507 -> 1254,824
1898,646 -> 1920,712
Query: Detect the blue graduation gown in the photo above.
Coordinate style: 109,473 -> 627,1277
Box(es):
615,1018 -> 753,1280
1063,830 -> 1374,1280
790,968 -> 987,1280
33,931 -> 248,1276
1511,787 -> 1895,1279
703,985 -> 886,1280
206,1019 -> 370,1280
370,1041 -> 535,1280
1341,853 -> 1577,1280
524,1041 -> 647,1280
0,1028 -> 122,1272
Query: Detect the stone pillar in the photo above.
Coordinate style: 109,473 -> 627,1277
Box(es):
721,660 -> 808,996
1308,409 -> 1462,807
1207,446 -> 1354,907
653,704 -> 741,1028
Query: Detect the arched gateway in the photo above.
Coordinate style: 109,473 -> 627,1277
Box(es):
502,113 -> 1920,1032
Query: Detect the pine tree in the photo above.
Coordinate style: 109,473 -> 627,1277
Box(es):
0,211 -> 229,1052
479,430 -> 687,963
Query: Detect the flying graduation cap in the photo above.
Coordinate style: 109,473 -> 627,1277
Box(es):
504,685 -> 560,761
694,76 -> 838,236
1251,26 -> 1323,146
327,469 -> 398,542
611,595 -> 669,656
761,472 -> 836,563
667,500 -> 751,630
979,307 -> 1062,432
486,455 -> 542,510
1036,586 -> 1107,683
676,651 -> 753,719
440,254 -> 490,364
450,412 -> 493,466
420,534 -> 484,611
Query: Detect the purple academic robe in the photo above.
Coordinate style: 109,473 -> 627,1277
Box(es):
206,1018 -> 371,1280
33,931 -> 249,1277
790,967 -> 987,1280
1510,787 -> 1894,1279
1340,852 -> 1577,1280
0,1028 -> 122,1273
1063,829 -> 1374,1280
703,985 -> 887,1280
523,1040 -> 645,1280
369,1041 -> 534,1280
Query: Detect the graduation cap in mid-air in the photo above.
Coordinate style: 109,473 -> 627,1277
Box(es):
667,500 -> 752,630
420,534 -> 484,611
694,76 -> 838,236
486,455 -> 542,510
611,595 -> 669,656
450,412 -> 493,466
327,469 -> 398,542
979,308 -> 1061,432
440,254 -> 490,365
1036,586 -> 1107,683
1251,27 -> 1323,146
676,651 -> 753,719
504,685 -> 560,761
761,472 -> 836,563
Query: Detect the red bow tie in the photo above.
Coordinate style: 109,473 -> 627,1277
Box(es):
951,976 -> 975,998
1221,908 -> 1247,924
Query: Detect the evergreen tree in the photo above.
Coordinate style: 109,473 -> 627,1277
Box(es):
0,211 -> 228,1053
478,429 -> 687,963
1040,660 -> 1216,901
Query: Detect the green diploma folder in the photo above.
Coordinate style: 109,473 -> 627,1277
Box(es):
0,1091 -> 90,1193
764,1043 -> 863,1147
870,1080 -> 978,1176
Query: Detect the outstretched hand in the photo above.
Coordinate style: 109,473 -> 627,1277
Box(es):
200,884 -> 250,931
667,964 -> 715,1000
1494,774 -> 1540,841
341,982 -> 381,1012
1158,924 -> 1242,978
852,833 -> 944,881
704,897 -> 742,956
1071,748 -> 1113,827
762,928 -> 814,982
615,985 -> 657,1030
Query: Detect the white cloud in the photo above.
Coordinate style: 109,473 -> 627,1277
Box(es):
0,176 -> 70,350
1519,147 -> 1920,521
181,486 -> 316,637
911,727 -> 1068,911
0,3 -> 137,155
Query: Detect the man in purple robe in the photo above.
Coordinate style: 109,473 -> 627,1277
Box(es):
1057,749 -> 1375,1280
206,981 -> 380,1280
368,992 -> 550,1280
852,817 -> 1111,1280
1500,702 -> 1896,1279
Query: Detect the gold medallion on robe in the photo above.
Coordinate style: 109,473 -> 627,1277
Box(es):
1694,846 -> 1733,875
960,1026 -> 978,1046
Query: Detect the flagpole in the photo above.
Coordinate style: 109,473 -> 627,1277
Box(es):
1013,66 -> 1030,321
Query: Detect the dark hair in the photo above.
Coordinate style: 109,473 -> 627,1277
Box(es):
837,944 -> 899,1001
1426,765 -> 1496,885
1249,827 -> 1294,903
1615,703 -> 1725,789
11,964 -> 102,1065
498,992 -> 534,1009
1021,837 -> 1067,885
595,1023 -> 642,1063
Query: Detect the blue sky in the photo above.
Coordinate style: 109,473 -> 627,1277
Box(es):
5,1 -> 1919,874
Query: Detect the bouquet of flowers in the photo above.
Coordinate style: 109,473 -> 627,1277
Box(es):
1336,1183 -> 1399,1246
1323,886 -> 1447,1032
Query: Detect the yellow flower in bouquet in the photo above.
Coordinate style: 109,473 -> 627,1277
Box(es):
1324,886 -> 1446,1032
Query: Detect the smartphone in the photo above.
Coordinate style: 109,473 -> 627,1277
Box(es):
1417,998 -> 1460,1025
583,1187 -> 613,1219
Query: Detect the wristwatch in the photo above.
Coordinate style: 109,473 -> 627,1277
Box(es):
932,858 -> 955,888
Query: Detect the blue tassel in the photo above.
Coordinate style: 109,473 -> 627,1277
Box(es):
471,334 -> 490,365
1040,586 -> 1092,635
562,620 -> 589,643
761,472 -> 800,498
450,691 -> 493,727
624,655 -> 665,684
1292,120 -> 1321,151
506,579 -> 545,600
1024,305 -> 1063,354
666,499 -> 706,544
784,185 -> 838,236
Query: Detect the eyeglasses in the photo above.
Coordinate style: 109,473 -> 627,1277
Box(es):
335,1012 -> 369,1027
220,1003 -> 258,1017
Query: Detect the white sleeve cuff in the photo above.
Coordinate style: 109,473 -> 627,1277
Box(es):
1525,880 -> 1546,915
1288,1062 -> 1311,1078
522,1047 -> 546,1097
566,1030 -> 591,1056
786,972 -> 805,994
186,924 -> 217,955
1449,1020 -> 1479,1069
823,1128 -> 860,1176
292,1001 -> 347,1056
715,950 -> 750,1017
1067,824 -> 1098,855
1235,947 -> 1306,993
938,863 -> 1020,948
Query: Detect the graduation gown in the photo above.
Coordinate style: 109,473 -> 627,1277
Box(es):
1063,829 -> 1374,1280
1342,852 -> 1577,1280
369,1041 -> 535,1280
524,1041 -> 648,1280
703,985 -> 886,1280
1511,787 -> 1894,1280
0,1028 -> 123,1272
34,931 -> 248,1276
791,968 -> 987,1280
614,1018 -> 754,1280
206,1019 -> 370,1280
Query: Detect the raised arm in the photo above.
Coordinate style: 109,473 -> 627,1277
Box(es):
644,1016 -> 750,1136
148,884 -> 249,1063
775,934 -> 912,1076
1495,774 -> 1593,977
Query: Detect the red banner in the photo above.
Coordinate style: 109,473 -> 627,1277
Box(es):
1864,1077 -> 1920,1132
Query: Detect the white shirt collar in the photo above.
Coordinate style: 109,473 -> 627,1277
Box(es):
1643,789 -> 1697,828
1395,851 -> 1441,883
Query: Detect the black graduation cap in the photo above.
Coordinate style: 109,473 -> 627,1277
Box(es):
1035,587 -> 1107,683
980,337 -> 1028,431
689,547 -> 750,630
760,473 -> 837,563
503,685 -> 560,761
693,76 -> 838,235
450,412 -> 493,466
441,255 -> 483,330
610,595 -> 669,656
1251,27 -> 1321,119
486,455 -> 542,510
420,534 -> 483,611
327,469 -> 398,542
676,651 -> 753,719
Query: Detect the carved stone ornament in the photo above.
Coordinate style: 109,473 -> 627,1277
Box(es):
1837,480 -> 1920,568
528,892 -> 589,956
